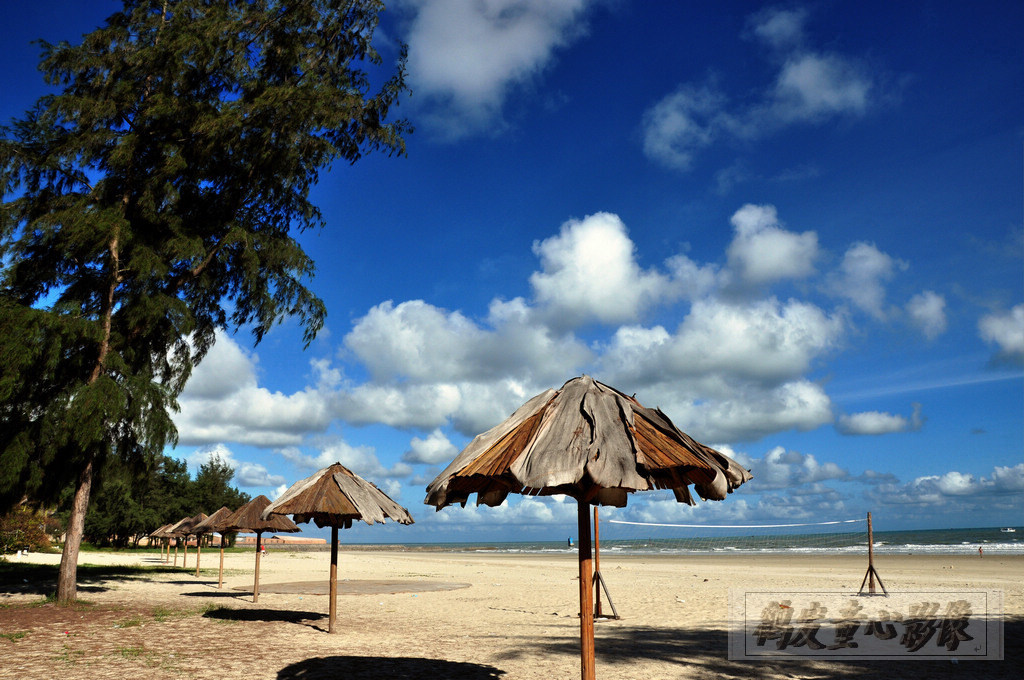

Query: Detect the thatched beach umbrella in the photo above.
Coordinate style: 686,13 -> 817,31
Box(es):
425,375 -> 752,680
180,511 -> 210,577
224,495 -> 300,603
173,513 -> 206,570
262,462 -> 414,633
165,516 -> 192,566
154,521 -> 180,563
192,506 -> 235,586
148,523 -> 174,561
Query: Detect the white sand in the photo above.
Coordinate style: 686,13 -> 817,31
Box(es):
2,548 -> 1020,678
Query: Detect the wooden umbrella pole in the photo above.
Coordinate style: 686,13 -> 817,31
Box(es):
253,531 -> 262,603
195,539 -> 202,577
173,540 -> 178,567
593,506 -> 602,618
329,526 -> 339,634
183,538 -> 189,569
577,500 -> 596,680
218,537 -> 225,589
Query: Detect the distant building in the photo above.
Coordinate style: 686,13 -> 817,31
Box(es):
236,534 -> 326,546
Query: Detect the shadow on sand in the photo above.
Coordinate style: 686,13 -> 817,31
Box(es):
497,616 -> 1022,679
179,589 -> 251,599
277,655 -> 505,679
0,561 -> 185,596
202,606 -> 326,626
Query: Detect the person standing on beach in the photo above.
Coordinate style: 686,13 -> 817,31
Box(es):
978,546 -> 983,558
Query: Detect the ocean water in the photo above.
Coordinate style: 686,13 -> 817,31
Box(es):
390,526 -> 1023,556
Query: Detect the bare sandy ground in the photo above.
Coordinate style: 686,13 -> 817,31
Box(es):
1,547 -> 1020,679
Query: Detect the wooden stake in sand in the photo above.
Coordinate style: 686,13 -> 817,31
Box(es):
859,511 -> 888,596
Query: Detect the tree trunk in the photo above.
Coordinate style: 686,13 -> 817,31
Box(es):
57,230 -> 119,604
56,456 -> 95,604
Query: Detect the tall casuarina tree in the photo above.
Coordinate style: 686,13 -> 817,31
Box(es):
0,0 -> 409,603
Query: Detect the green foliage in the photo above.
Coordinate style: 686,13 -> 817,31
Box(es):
83,452 -> 249,547
0,506 -> 56,554
0,0 -> 408,518
193,455 -> 250,512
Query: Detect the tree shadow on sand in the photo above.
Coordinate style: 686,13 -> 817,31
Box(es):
0,561 -> 182,596
179,589 -> 251,599
277,655 -> 504,679
202,606 -> 326,626
500,617 -> 1021,679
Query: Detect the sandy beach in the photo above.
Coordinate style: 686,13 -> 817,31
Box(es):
1,547 -> 1020,679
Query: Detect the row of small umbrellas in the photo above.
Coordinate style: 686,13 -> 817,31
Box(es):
148,498 -> 300,595
150,375 -> 751,680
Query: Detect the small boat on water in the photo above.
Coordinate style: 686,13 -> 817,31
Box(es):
1000,527 -> 1016,533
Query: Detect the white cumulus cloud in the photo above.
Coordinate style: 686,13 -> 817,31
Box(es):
177,331 -> 331,447
404,0 -> 593,138
602,297 -> 842,386
641,6 -> 875,173
869,463 -> 1024,506
770,53 -> 871,122
403,429 -> 459,465
837,403 -> 924,435
236,462 -> 286,488
529,212 -> 685,327
979,304 -> 1024,366
906,291 -> 947,340
726,204 -> 819,287
828,242 -> 906,319
640,85 -> 728,171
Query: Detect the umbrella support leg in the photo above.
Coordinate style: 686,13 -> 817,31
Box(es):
195,542 -> 202,578
218,544 -> 224,589
329,526 -> 338,634
578,501 -> 596,680
594,571 -> 620,620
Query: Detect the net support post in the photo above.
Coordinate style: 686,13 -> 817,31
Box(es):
858,511 -> 888,596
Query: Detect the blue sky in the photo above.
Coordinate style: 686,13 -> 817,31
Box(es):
3,1 -> 1022,542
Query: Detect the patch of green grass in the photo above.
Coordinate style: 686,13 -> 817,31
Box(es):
115,616 -> 143,628
117,645 -> 145,659
151,605 -> 175,622
55,643 -> 85,665
0,631 -> 28,642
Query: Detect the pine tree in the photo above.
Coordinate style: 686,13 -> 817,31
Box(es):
0,0 -> 408,602
192,454 -> 250,512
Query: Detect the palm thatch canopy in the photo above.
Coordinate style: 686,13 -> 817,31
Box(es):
263,462 -> 413,634
184,512 -> 208,534
165,516 -> 194,538
425,375 -> 752,510
148,523 -> 174,539
263,463 -> 414,529
191,505 -> 237,586
225,495 -> 300,534
424,375 -> 753,680
192,507 -> 234,535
